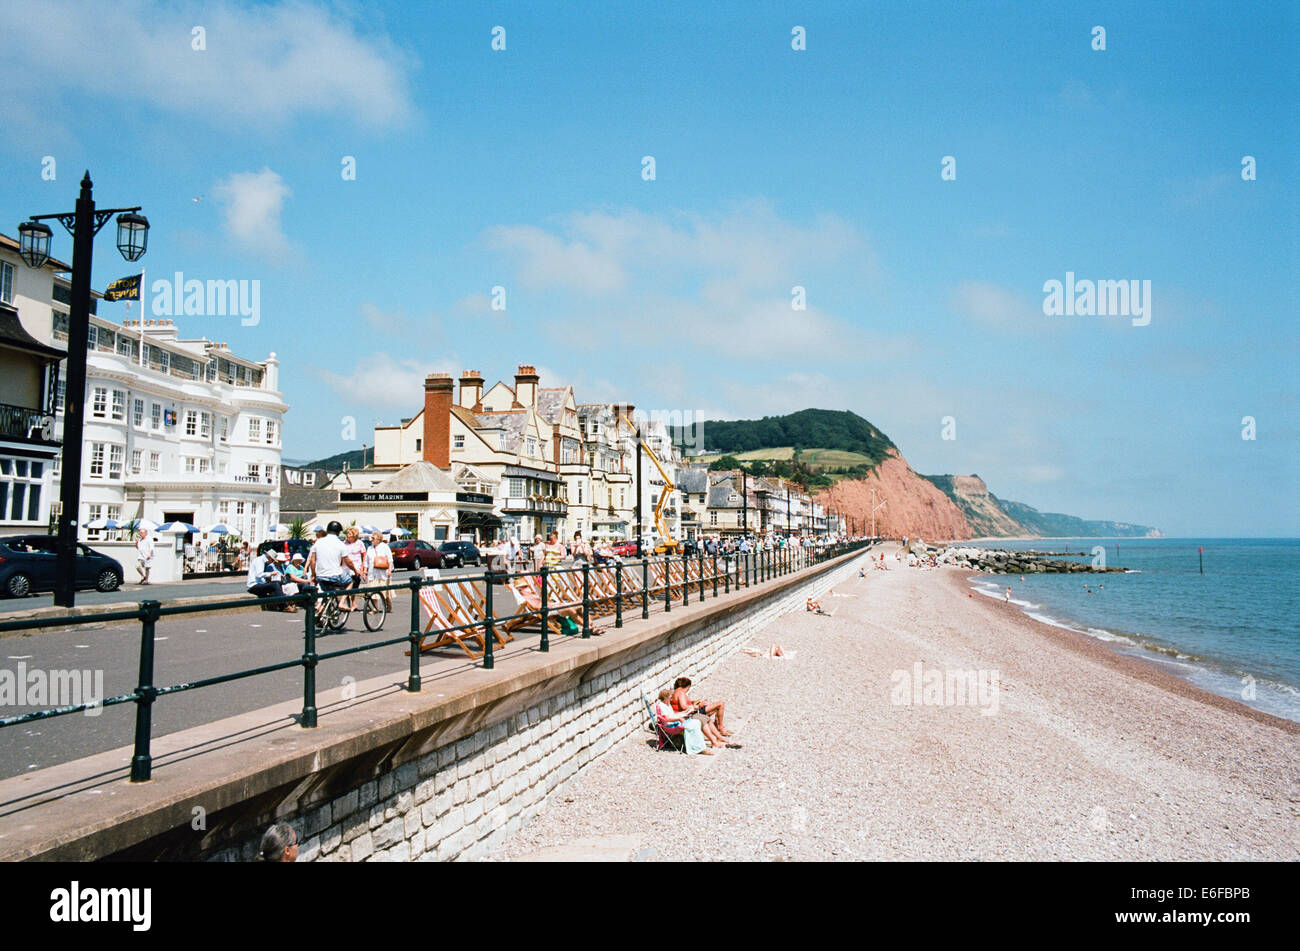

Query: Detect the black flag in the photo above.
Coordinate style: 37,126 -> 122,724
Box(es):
104,273 -> 142,301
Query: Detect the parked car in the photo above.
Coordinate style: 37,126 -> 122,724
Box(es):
610,541 -> 640,558
437,541 -> 481,568
0,535 -> 123,598
389,539 -> 443,570
257,539 -> 314,563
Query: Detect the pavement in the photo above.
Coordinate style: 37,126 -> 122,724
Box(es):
0,565 -> 483,780
0,566 -> 481,625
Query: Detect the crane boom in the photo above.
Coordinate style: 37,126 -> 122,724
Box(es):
620,413 -> 677,553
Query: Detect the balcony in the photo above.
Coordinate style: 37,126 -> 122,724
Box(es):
502,497 -> 568,516
0,402 -> 58,447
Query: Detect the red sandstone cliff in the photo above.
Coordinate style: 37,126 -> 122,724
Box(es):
815,450 -> 972,541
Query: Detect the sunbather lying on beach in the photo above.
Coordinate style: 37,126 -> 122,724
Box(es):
671,677 -> 731,745
742,644 -> 795,659
827,588 -> 857,598
806,597 -> 834,615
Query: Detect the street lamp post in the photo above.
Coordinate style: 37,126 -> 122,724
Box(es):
19,172 -> 149,607
634,419 -> 643,558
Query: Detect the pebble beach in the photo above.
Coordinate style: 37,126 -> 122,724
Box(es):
490,551 -> 1300,861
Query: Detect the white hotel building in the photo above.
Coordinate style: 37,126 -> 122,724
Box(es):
65,318 -> 285,541
2,236 -> 287,542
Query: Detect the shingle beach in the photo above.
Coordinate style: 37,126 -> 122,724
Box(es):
491,553 -> 1300,861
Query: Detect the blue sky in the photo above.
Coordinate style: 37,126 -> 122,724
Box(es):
1,1 -> 1295,536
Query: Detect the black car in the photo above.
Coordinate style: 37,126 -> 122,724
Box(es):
437,541 -> 481,568
257,539 -> 314,562
0,535 -> 123,598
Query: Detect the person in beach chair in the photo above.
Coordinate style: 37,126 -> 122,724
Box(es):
670,677 -> 730,746
649,689 -> 711,755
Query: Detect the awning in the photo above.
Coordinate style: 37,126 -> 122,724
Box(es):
503,465 -> 561,484
458,511 -> 503,528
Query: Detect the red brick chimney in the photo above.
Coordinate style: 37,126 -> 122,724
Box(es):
459,370 -> 483,412
422,373 -> 454,469
514,364 -> 539,408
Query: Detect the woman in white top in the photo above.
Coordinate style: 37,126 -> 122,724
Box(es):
366,531 -> 394,609
343,526 -> 367,609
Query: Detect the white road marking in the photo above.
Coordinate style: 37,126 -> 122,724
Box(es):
75,645 -> 89,649
7,655 -> 32,660
250,624 -> 261,628
154,637 -> 168,641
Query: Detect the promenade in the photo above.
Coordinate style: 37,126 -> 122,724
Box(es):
492,558 -> 1300,861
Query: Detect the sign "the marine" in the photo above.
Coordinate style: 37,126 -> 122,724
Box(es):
338,492 -> 429,502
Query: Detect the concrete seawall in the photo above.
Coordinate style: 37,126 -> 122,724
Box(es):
0,548 -> 870,862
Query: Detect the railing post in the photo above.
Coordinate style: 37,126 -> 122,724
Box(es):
407,578 -> 421,692
301,587 -> 319,723
129,599 -> 161,782
682,552 -> 689,606
581,562 -> 591,637
482,570 -> 495,670
723,552 -> 730,594
641,557 -> 650,619
712,551 -> 718,598
664,556 -> 671,613
699,550 -> 706,601
539,566 -> 550,652
615,562 -> 623,628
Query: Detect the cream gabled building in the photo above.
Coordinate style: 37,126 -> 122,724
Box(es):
370,364 -> 686,545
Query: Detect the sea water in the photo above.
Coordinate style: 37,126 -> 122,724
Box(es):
965,538 -> 1300,722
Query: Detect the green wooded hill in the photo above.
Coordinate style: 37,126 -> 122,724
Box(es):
300,448 -> 366,470
677,409 -> 896,465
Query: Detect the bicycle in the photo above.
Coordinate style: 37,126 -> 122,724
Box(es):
361,588 -> 387,631
313,580 -> 352,632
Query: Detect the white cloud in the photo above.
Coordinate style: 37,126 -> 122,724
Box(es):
211,168 -> 292,259
0,0 -> 415,132
947,280 -> 1043,330
487,203 -> 904,368
313,355 -> 460,413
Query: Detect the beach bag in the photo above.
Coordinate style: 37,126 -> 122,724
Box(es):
282,582 -> 300,596
559,617 -> 580,637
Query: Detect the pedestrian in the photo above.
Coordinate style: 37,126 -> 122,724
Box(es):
257,822 -> 298,862
543,531 -> 565,569
366,530 -> 393,610
571,530 -> 590,564
135,528 -> 154,585
342,526 -> 367,609
531,534 -> 545,571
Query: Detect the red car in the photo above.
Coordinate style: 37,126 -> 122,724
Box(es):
389,539 -> 444,570
610,541 -> 641,558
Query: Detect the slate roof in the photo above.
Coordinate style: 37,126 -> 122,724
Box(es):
376,461 -> 460,494
676,467 -> 710,494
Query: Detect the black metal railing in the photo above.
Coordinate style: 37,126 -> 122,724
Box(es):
0,540 -> 874,782
0,400 -> 56,445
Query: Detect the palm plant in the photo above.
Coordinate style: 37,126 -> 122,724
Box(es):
288,518 -> 308,540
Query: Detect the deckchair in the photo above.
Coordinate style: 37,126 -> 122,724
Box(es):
641,691 -> 687,754
505,574 -> 565,638
445,578 -> 514,647
408,585 -> 485,658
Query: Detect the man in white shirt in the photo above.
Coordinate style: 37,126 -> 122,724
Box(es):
306,521 -> 358,591
135,529 -> 154,585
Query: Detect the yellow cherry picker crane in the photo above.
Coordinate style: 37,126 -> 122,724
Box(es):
620,412 -> 678,554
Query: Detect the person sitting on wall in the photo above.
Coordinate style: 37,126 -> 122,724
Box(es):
248,550 -> 297,611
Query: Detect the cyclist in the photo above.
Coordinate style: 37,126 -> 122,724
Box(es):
306,520 -> 360,596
